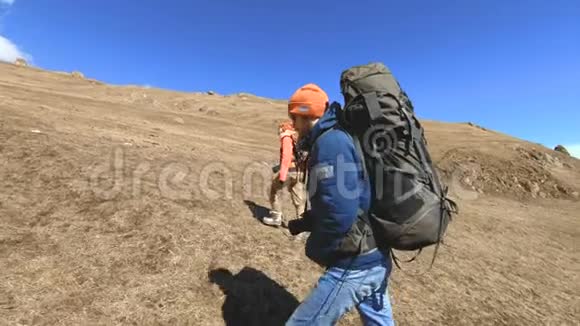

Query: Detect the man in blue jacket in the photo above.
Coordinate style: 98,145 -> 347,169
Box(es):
285,84 -> 394,326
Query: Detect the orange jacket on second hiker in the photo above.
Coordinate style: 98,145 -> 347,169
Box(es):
279,128 -> 297,182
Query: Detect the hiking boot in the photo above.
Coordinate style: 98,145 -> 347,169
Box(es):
263,211 -> 283,227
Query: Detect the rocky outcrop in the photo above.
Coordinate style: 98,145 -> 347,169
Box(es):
439,147 -> 576,200
14,58 -> 28,67
554,145 -> 570,156
71,71 -> 85,79
466,121 -> 488,131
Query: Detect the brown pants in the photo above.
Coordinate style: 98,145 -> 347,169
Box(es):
269,171 -> 305,219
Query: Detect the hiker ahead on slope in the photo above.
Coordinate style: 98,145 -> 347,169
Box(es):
285,83 -> 394,325
263,121 -> 306,227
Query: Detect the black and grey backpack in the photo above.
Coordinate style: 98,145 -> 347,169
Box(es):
337,62 -> 458,266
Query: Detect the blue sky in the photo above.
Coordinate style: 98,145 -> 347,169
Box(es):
1,0 -> 579,156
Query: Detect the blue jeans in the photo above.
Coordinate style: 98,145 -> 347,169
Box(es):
286,260 -> 394,326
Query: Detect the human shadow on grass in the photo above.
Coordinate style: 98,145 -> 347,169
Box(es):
243,200 -> 271,222
209,267 -> 299,326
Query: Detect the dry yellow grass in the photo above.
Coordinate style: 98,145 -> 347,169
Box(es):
0,62 -> 579,325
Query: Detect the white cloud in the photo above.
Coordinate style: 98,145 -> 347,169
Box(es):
0,0 -> 15,6
564,144 -> 580,159
0,34 -> 29,63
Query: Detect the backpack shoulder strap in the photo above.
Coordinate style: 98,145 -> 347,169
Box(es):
334,126 -> 368,181
352,135 -> 368,180
362,92 -> 382,122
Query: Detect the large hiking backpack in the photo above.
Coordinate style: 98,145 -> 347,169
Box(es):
337,62 -> 458,260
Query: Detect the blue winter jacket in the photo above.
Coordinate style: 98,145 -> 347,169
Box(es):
299,104 -> 386,269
